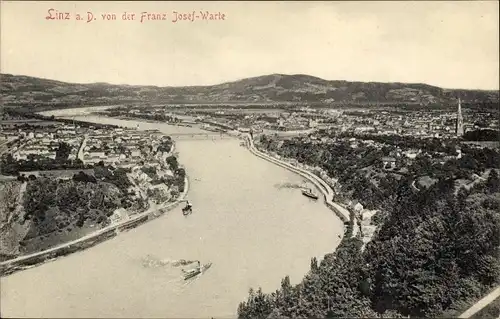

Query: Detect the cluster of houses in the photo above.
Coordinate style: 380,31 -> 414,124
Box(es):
2,119 -> 174,170
128,162 -> 176,205
188,105 -> 496,139
327,109 -> 497,138
82,128 -> 168,167
194,109 -> 331,133
10,124 -> 81,161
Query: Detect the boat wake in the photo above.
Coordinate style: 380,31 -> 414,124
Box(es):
141,255 -> 197,269
171,259 -> 197,267
166,275 -> 200,294
274,182 -> 306,190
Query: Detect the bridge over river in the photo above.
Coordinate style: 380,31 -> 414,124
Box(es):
1,108 -> 344,318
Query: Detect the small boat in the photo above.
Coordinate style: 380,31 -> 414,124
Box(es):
301,188 -> 319,200
182,206 -> 193,216
183,262 -> 212,280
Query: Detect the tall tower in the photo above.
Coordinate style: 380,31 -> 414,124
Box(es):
456,98 -> 464,137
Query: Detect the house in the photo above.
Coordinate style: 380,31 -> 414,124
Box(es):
403,149 -> 421,159
149,183 -> 170,193
13,152 -> 27,160
157,169 -> 174,178
353,203 -> 364,213
130,149 -> 141,157
381,156 -> 397,169
137,172 -> 152,183
88,151 -> 106,158
111,208 -> 129,223
104,155 -> 120,164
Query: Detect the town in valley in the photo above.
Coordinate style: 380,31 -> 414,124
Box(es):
1,1 -> 499,318
1,72 -> 499,319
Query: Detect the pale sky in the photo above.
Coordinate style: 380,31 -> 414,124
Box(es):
1,1 -> 499,90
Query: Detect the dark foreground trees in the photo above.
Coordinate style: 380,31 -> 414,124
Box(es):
238,176 -> 500,318
238,135 -> 500,318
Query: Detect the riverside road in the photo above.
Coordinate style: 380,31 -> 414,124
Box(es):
0,108 -> 344,318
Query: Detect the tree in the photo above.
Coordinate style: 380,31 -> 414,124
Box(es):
238,288 -> 273,319
73,171 -> 97,183
94,166 -> 112,180
310,257 -> 319,273
166,156 -> 179,171
486,169 -> 500,193
55,142 -> 72,161
238,133 -> 500,318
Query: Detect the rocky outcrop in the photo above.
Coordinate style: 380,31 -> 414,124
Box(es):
0,176 -> 189,277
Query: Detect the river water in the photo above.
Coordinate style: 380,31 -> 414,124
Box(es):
0,108 -> 343,318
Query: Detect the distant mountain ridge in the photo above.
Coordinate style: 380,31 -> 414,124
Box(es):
1,73 -> 498,108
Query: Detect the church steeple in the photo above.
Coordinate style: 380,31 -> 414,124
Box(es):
456,98 -> 464,137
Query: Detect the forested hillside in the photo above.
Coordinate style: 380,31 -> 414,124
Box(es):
2,73 -> 498,108
237,135 -> 500,318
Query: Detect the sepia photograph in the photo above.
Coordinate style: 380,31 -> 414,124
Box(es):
0,1 -> 499,318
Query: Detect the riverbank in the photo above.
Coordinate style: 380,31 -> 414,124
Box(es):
242,134 -> 351,224
111,115 -> 190,127
1,113 -> 346,318
0,175 -> 190,277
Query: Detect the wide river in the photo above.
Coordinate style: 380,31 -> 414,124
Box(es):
1,107 -> 343,318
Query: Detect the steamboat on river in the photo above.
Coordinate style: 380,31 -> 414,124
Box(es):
0,109 -> 344,319
301,188 -> 319,200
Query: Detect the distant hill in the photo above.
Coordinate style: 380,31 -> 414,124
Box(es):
1,73 -> 498,109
